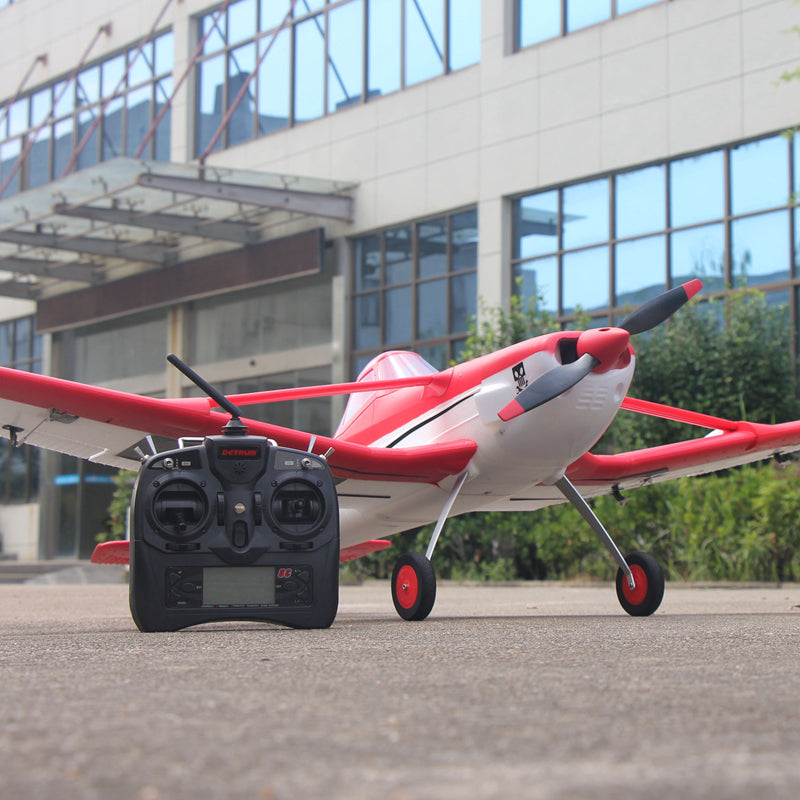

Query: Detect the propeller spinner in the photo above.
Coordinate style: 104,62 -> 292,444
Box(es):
498,279 -> 702,421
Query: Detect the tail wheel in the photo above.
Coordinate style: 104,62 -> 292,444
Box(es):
615,551 -> 664,617
391,552 -> 436,621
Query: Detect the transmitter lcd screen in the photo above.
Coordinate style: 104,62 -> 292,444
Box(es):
202,566 -> 276,606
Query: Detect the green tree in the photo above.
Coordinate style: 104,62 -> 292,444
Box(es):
608,291 -> 800,450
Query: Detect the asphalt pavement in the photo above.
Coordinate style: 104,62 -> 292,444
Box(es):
2,574 -> 800,799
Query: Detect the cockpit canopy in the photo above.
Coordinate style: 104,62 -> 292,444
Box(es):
335,351 -> 438,439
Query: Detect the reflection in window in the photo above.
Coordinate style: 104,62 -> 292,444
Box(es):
352,208 -> 478,372
329,1 -> 364,112
196,54 -> 225,154
385,226 -> 413,285
417,279 -> 448,339
670,151 -> 724,228
406,0 -> 444,86
227,42 -> 256,145
0,316 -> 44,504
795,207 -> 800,275
355,294 -> 381,350
794,134 -> 800,199
369,0 -> 402,97
562,246 -> 609,314
69,312 -> 168,384
517,0 -> 663,49
514,256 -> 558,313
257,28 -> 290,134
195,0 -> 480,153
419,217 -> 448,278
514,190 -> 559,259
294,14 -> 326,122
511,130 -> 800,327
732,211 -> 790,287
518,0 -> 560,47
671,224 -> 725,292
563,179 -> 609,249
450,270 -> 477,334
615,235 -> 666,306
0,30 -> 173,189
567,0 -> 609,33
449,0 -> 481,70
355,234 -> 381,291
615,166 -> 665,238
731,136 -> 789,216
386,286 -> 413,345
191,282 -> 333,363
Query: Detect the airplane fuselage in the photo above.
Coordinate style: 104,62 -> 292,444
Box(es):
334,334 -> 636,548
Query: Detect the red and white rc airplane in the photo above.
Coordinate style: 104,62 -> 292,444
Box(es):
2,279 -> 800,620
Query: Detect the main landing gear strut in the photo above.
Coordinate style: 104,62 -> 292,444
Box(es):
389,472 -> 664,621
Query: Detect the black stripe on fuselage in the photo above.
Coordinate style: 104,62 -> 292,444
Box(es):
386,392 -> 478,448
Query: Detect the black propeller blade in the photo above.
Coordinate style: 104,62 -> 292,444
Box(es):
497,279 -> 703,421
619,278 -> 702,335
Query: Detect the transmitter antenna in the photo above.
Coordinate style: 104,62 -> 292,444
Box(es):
167,353 -> 248,436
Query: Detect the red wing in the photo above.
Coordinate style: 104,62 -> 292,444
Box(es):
0,366 -> 475,481
567,397 -> 800,494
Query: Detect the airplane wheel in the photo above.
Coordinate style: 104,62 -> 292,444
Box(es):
615,551 -> 664,617
391,552 -> 436,621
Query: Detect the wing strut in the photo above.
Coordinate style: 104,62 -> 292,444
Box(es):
554,475 -> 635,590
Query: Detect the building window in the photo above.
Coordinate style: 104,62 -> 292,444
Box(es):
194,0 -> 481,156
516,0 -> 663,49
352,207 -> 478,374
0,316 -> 42,503
188,281 -> 333,365
0,30 -> 173,198
61,312 -> 168,385
511,129 -> 798,328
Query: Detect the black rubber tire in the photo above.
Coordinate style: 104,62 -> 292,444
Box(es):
615,551 -> 665,617
391,552 -> 437,621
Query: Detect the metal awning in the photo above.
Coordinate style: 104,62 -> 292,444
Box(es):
0,157 -> 356,300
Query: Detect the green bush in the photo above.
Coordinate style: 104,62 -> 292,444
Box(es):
358,462 -> 800,584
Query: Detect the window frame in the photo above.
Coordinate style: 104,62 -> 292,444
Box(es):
514,0 -> 667,51
0,315 -> 42,504
0,30 -> 173,197
351,206 -> 478,374
193,0 -> 481,156
510,130 -> 799,334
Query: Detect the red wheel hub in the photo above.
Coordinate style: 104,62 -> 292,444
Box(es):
621,564 -> 648,607
395,564 -> 419,610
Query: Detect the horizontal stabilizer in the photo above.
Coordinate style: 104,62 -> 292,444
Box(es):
90,537 -> 393,565
91,540 -> 130,565
339,539 -> 392,561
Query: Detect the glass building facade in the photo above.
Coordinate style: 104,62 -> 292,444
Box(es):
0,30 -> 173,198
351,207 -> 478,373
516,0 -> 664,48
0,316 -> 42,505
512,131 -> 800,326
194,0 -> 481,155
